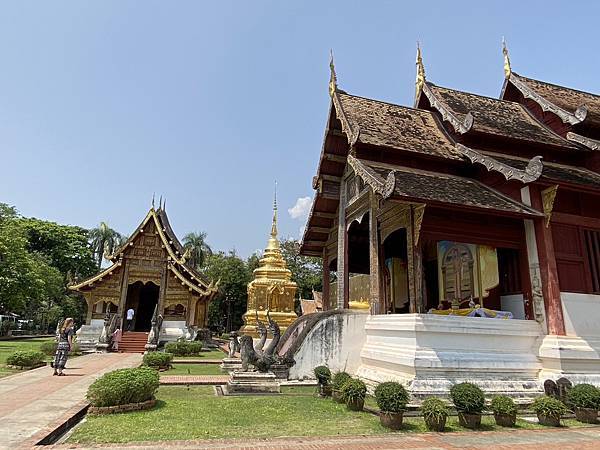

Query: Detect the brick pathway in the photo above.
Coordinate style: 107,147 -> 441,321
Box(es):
159,375 -> 229,385
0,352 -> 141,450
53,427 -> 600,449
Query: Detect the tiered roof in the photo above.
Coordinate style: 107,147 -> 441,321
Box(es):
300,49 -> 600,256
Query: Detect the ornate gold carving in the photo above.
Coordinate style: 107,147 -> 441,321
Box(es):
329,49 -> 337,98
415,42 -> 426,101
541,185 -> 558,227
412,204 -> 426,246
347,155 -> 395,199
566,132 -> 600,151
457,144 -> 543,183
422,84 -> 473,134
502,37 -> 511,79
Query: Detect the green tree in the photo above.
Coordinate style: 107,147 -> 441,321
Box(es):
89,222 -> 125,269
204,251 -> 252,332
183,231 -> 212,270
279,238 -> 323,302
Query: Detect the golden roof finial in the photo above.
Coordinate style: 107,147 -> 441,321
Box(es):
502,37 -> 512,79
329,49 -> 338,98
415,41 -> 426,100
151,193 -> 156,210
271,181 -> 278,239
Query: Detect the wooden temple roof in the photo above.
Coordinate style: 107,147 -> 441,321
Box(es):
354,158 -> 542,218
507,73 -> 600,128
70,207 -> 217,297
335,93 -> 462,160
422,83 -> 581,151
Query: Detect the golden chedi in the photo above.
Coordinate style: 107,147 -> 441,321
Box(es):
240,194 -> 297,337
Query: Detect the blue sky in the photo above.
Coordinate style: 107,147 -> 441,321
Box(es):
1,1 -> 599,257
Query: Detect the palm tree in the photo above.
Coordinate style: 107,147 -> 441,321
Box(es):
89,222 -> 125,269
183,231 -> 212,270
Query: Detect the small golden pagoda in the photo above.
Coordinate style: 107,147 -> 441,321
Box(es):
240,190 -> 298,337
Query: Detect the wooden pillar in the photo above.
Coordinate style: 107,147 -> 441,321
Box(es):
337,180 -> 349,309
85,295 -> 93,325
117,260 -> 130,320
157,263 -> 169,318
531,187 -> 566,336
407,204 -> 425,313
322,248 -> 330,311
369,193 -> 382,315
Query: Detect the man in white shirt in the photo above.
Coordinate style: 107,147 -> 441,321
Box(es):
126,308 -> 135,331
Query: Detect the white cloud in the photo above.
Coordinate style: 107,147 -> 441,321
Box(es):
288,197 -> 312,220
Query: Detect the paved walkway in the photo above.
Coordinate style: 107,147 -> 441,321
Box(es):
54,427 -> 600,449
0,352 -> 141,450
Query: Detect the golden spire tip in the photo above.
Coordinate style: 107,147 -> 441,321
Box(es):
502,36 -> 512,79
329,49 -> 337,97
415,41 -> 426,102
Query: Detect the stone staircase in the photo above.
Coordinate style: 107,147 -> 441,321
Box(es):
119,331 -> 149,353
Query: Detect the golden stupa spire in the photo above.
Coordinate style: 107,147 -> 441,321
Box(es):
502,37 -> 512,79
271,181 -> 278,238
329,49 -> 338,98
415,41 -> 426,102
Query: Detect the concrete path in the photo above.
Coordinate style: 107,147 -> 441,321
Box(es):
53,426 -> 600,449
0,352 -> 141,450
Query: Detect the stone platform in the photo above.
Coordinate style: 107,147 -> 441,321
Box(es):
223,371 -> 281,395
220,357 -> 242,372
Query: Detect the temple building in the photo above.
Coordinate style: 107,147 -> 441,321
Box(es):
298,45 -> 600,396
240,194 -> 298,337
71,203 -> 218,349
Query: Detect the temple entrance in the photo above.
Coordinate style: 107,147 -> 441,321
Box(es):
382,229 -> 409,314
124,281 -> 159,331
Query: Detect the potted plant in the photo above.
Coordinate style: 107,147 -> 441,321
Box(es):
421,398 -> 448,431
341,378 -> 367,411
314,366 -> 332,397
531,395 -> 567,426
450,382 -> 485,429
332,371 -> 351,403
374,381 -> 409,429
567,384 -> 600,424
490,395 -> 517,427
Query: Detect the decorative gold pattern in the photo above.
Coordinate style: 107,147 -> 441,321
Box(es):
541,185 -> 559,227
415,43 -> 426,101
347,154 -> 395,199
502,37 -> 511,79
329,49 -> 337,98
412,204 -> 426,246
240,189 -> 298,337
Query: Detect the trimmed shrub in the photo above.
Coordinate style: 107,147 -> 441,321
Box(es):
87,367 -> 159,407
6,350 -> 45,367
40,341 -> 82,356
421,398 -> 448,431
567,384 -> 600,409
313,366 -> 332,385
143,352 -> 173,368
490,395 -> 517,416
450,382 -> 485,414
341,378 -> 367,403
164,341 -> 203,356
531,396 -> 567,419
332,371 -> 351,391
374,381 -> 409,413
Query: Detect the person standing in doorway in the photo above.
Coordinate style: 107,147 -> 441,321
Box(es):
126,307 -> 135,331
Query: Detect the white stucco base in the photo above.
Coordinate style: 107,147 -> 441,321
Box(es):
76,322 -> 104,352
536,293 -> 600,386
356,314 -> 543,400
288,312 -> 368,380
160,320 -> 188,343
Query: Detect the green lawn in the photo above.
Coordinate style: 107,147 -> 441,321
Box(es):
170,348 -> 226,360
67,386 -> 599,444
0,338 -> 54,379
0,337 -> 53,364
161,364 -> 224,376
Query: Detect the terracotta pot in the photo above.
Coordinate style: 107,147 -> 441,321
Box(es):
537,413 -> 561,427
379,411 -> 404,430
319,384 -> 332,397
424,415 -> 447,432
458,412 -> 482,429
346,398 -> 364,411
574,407 -> 598,424
332,390 -> 344,403
494,413 -> 516,427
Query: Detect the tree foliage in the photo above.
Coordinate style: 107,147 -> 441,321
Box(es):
89,222 -> 125,269
183,231 -> 212,271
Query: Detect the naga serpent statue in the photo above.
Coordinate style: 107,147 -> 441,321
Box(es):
240,310 -> 281,372
254,310 -> 267,353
